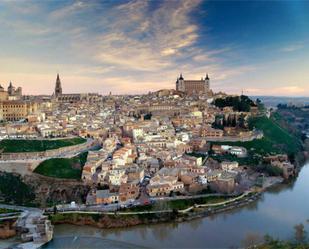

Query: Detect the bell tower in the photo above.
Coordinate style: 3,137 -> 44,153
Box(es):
178,73 -> 185,92
205,73 -> 210,93
55,73 -> 62,97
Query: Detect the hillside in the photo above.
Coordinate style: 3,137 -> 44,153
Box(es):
211,115 -> 302,164
34,152 -> 88,180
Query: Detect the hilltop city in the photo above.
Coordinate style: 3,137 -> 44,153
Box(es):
0,73 -> 306,247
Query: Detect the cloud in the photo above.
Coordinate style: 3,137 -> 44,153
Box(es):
88,0 -> 202,72
244,85 -> 306,96
280,43 -> 304,52
280,86 -> 305,94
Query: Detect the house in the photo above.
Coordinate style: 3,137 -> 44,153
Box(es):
147,174 -> 184,197
271,161 -> 295,179
119,182 -> 140,203
211,173 -> 236,194
95,190 -> 119,204
126,165 -> 145,183
108,168 -> 127,186
229,146 -> 247,158
221,161 -> 239,171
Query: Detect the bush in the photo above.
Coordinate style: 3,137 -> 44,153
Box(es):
213,95 -> 256,112
0,172 -> 35,205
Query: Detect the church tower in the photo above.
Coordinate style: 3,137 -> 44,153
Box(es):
8,82 -> 15,95
178,73 -> 185,92
204,73 -> 210,93
55,74 -> 62,97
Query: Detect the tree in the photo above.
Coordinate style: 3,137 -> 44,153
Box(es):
294,223 -> 307,244
0,172 -> 35,205
53,205 -> 58,215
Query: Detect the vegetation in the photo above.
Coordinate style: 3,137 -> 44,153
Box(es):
0,137 -> 86,153
210,153 -> 260,166
212,115 -> 302,158
274,106 -> 309,142
254,164 -> 283,176
249,115 -> 301,155
0,172 -> 36,205
213,113 -> 246,130
209,114 -> 303,173
48,211 -> 169,227
256,98 -> 266,112
34,152 -> 88,179
123,196 -> 234,212
167,196 -> 229,210
0,208 -> 19,214
257,223 -> 308,249
213,95 -> 256,112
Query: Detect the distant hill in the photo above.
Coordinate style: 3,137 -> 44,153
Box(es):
251,96 -> 309,108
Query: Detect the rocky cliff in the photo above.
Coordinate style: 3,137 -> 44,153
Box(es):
23,173 -> 90,207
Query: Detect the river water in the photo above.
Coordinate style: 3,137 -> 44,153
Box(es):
2,163 -> 309,249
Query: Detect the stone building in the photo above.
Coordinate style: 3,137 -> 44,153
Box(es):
176,73 -> 210,96
0,82 -> 39,122
7,82 -> 22,100
0,101 -> 38,121
0,82 -> 22,101
53,74 -> 101,103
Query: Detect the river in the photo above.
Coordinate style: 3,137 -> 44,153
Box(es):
2,163 -> 309,249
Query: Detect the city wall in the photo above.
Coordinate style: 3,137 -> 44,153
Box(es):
205,131 -> 263,142
0,139 -> 99,161
0,161 -> 40,176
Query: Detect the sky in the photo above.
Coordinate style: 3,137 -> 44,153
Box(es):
0,0 -> 309,96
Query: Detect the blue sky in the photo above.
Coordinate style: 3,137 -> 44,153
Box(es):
0,0 -> 308,96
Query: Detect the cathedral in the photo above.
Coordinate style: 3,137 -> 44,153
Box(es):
176,73 -> 210,96
53,74 -> 101,103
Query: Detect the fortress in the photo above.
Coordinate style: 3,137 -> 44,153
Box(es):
176,73 -> 210,96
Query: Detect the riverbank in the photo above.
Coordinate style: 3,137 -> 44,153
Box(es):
0,220 -> 17,239
48,192 -> 261,229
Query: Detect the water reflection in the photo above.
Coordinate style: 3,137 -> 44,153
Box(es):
42,236 -> 149,249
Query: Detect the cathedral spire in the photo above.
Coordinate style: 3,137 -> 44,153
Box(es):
55,73 -> 62,97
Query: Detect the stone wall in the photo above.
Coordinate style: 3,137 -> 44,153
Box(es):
0,139 -> 98,161
0,161 -> 40,176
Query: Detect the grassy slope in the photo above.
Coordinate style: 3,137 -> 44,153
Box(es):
123,196 -> 233,212
0,137 -> 86,153
34,152 -> 88,179
212,115 -> 302,160
0,208 -> 19,214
